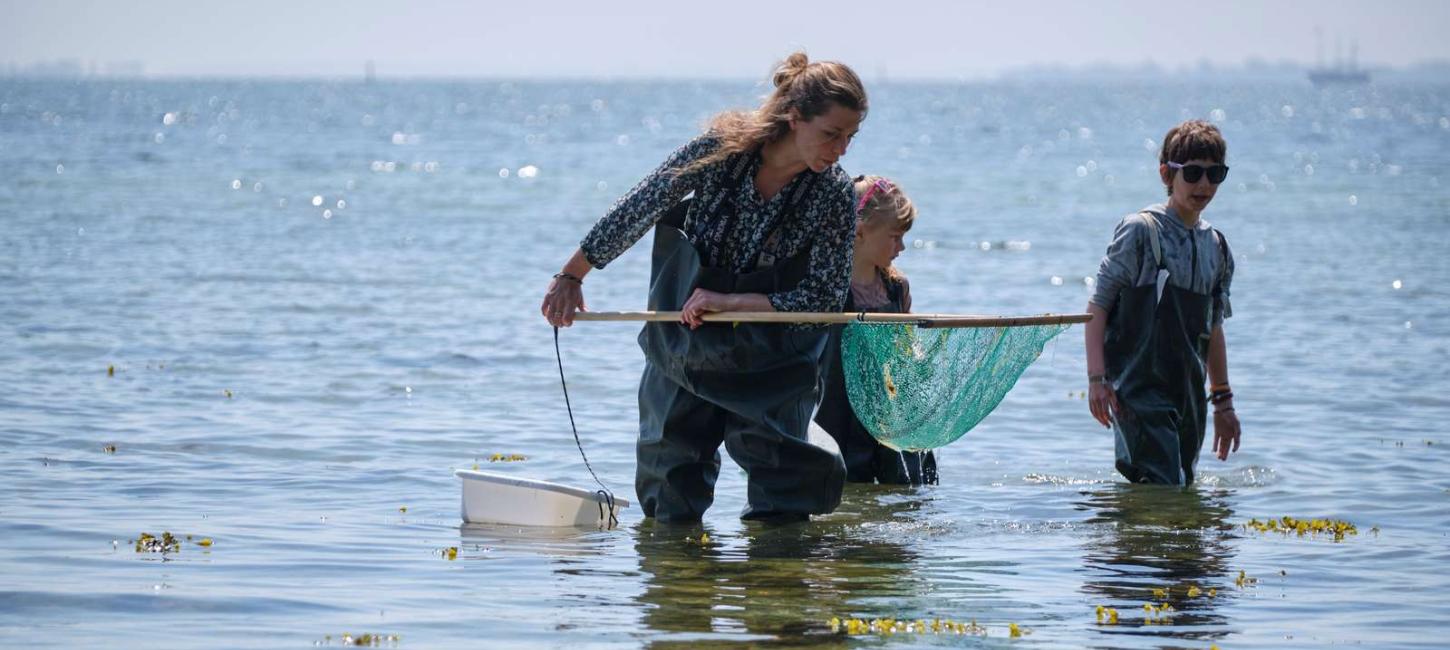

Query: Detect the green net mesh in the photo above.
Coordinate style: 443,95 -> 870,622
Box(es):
840,321 -> 1069,451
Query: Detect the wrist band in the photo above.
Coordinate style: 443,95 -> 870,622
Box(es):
1210,391 -> 1234,404
553,272 -> 583,284
1088,374 -> 1108,385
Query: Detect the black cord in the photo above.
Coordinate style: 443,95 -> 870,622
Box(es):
553,327 -> 618,529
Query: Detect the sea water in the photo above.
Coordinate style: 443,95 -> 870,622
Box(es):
2,77 -> 1448,648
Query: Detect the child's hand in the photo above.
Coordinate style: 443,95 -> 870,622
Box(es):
1088,383 -> 1119,428
1212,405 -> 1241,460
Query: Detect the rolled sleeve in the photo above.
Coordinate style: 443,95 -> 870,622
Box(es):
767,185 -> 855,313
579,135 -> 716,269
1089,214 -> 1147,313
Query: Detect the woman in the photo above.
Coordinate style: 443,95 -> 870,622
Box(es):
540,52 -> 867,523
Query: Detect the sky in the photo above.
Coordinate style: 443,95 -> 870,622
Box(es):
3,0 -> 1448,79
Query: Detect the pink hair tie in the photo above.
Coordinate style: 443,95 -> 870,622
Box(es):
855,178 -> 894,215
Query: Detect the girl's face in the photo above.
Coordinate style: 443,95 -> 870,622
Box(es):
856,218 -> 907,269
789,103 -> 862,173
1162,157 -> 1223,216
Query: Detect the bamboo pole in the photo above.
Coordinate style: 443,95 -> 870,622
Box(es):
571,311 -> 1091,328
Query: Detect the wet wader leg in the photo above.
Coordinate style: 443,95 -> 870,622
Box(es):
1114,399 -> 1188,485
1179,398 -> 1208,485
867,446 -> 937,486
636,362 -> 726,523
838,436 -> 882,483
724,390 -> 846,521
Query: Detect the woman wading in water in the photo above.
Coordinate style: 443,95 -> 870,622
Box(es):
541,52 -> 868,522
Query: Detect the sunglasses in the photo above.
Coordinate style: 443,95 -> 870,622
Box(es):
1167,161 -> 1230,184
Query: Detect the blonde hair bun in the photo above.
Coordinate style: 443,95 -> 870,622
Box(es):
773,51 -> 810,89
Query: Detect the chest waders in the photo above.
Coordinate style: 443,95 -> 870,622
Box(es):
635,164 -> 846,523
1105,214 -> 1225,485
814,271 -> 938,485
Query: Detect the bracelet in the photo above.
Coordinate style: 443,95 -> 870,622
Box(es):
553,272 -> 583,284
1211,383 -> 1231,393
1210,391 -> 1234,404
1215,406 -> 1235,414
1088,374 -> 1108,385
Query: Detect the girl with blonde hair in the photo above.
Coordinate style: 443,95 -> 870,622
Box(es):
813,175 -> 937,485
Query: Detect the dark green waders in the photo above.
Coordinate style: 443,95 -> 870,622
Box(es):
636,201 -> 847,523
1105,216 -> 1225,485
813,270 -> 937,485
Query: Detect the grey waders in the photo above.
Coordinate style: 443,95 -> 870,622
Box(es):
636,168 -> 847,523
1105,213 -> 1228,485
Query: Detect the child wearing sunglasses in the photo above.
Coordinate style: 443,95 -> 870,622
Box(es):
1083,120 -> 1242,485
813,175 -> 937,485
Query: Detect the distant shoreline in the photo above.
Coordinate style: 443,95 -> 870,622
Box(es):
4,60 -> 1449,84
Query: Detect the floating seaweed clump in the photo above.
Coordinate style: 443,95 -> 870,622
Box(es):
488,453 -> 527,462
1095,606 -> 1120,625
318,633 -> 399,646
1235,569 -> 1258,588
1141,602 -> 1175,625
1245,516 -> 1358,541
134,532 -> 181,554
1150,584 -> 1215,600
828,617 -> 992,636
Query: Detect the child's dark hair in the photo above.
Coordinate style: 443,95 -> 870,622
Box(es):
1159,120 -> 1227,195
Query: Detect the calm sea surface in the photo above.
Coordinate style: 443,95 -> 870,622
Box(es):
2,77 -> 1448,648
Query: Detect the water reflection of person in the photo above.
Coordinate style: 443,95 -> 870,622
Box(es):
1077,484 -> 1236,643
632,487 -> 931,648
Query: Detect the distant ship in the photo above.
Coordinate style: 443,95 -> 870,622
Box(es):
1307,67 -> 1370,86
1308,31 -> 1370,86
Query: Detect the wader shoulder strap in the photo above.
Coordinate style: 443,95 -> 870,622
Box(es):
654,151 -> 753,232
1140,211 -> 1164,270
1211,228 -> 1230,296
658,151 -> 818,234
725,153 -> 822,267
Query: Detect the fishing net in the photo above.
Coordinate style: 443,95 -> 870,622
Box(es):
840,321 -> 1069,451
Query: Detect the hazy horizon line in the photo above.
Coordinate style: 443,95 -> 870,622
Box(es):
5,57 -> 1450,83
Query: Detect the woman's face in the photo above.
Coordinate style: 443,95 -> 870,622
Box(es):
790,103 -> 863,173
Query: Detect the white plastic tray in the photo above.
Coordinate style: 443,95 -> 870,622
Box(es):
456,469 -> 630,527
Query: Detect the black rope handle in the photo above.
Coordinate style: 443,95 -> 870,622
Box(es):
553,327 -> 618,529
